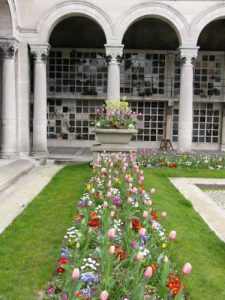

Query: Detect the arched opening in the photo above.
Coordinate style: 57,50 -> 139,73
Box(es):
121,18 -> 179,144
44,16 -> 107,144
0,0 -> 13,36
191,19 -> 225,146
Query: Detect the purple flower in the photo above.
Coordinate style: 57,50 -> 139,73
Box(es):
61,248 -> 70,259
79,200 -> 88,207
80,272 -> 99,283
141,235 -> 150,245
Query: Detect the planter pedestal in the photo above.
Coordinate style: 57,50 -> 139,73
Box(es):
91,129 -> 138,165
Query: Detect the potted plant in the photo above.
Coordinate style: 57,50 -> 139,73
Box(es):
94,97 -> 139,144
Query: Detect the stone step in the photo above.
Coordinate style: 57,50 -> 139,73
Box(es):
0,159 -> 35,192
47,156 -> 92,165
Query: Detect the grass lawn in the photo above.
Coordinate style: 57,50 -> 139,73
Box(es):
0,165 -> 224,300
144,168 -> 225,300
0,164 -> 91,300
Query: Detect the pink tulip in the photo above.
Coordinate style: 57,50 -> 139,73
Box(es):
139,228 -> 147,236
108,228 -> 116,238
183,263 -> 192,275
143,211 -> 148,218
132,187 -> 138,194
140,170 -> 144,175
107,181 -> 112,188
150,188 -> 155,195
72,268 -> 80,280
109,211 -> 115,217
100,290 -> 109,300
161,212 -> 167,219
144,266 -> 153,278
106,191 -> 112,198
96,177 -> 101,183
109,245 -> 115,254
138,176 -> 144,182
169,231 -> 176,240
128,177 -> 133,183
87,201 -> 93,207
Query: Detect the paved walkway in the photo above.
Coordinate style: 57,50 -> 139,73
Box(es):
47,146 -> 225,158
170,178 -> 225,242
0,162 -> 63,234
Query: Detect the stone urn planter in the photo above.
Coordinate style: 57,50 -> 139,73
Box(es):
94,128 -> 138,144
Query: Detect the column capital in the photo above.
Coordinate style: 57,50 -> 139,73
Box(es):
105,44 -> 124,63
178,46 -> 199,65
30,43 -> 51,63
0,38 -> 19,59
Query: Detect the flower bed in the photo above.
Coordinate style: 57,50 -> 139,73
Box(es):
137,150 -> 225,169
45,153 -> 191,300
95,98 -> 139,129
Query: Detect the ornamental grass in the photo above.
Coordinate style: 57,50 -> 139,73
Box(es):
45,153 -> 191,300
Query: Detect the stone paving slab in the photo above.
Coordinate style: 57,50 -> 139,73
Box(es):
0,159 -> 35,192
0,164 -> 63,234
170,178 -> 225,242
204,190 -> 225,210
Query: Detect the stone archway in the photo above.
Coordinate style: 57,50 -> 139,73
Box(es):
191,3 -> 225,46
36,1 -> 114,45
116,1 -> 188,46
0,0 -> 13,37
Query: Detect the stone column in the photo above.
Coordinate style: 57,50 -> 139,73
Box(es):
105,45 -> 124,100
177,47 -> 198,153
30,44 -> 50,156
221,103 -> 225,151
0,38 -> 18,158
18,41 -> 31,156
165,105 -> 173,140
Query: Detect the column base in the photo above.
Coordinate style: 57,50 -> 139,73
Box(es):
176,150 -> 193,155
0,151 -> 19,159
31,149 -> 49,158
221,144 -> 225,152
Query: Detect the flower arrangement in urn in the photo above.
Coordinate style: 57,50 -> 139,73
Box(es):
95,97 -> 139,130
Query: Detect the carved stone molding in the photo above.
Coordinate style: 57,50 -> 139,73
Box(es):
30,43 -> 51,63
105,44 -> 124,64
0,38 -> 19,60
179,46 -> 199,65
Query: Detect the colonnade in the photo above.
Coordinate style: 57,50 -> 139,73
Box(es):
0,38 -> 200,156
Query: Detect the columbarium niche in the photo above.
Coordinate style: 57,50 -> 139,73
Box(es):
121,18 -> 179,144
46,16 -> 106,142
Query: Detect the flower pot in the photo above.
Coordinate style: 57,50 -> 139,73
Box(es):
94,128 -> 138,144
